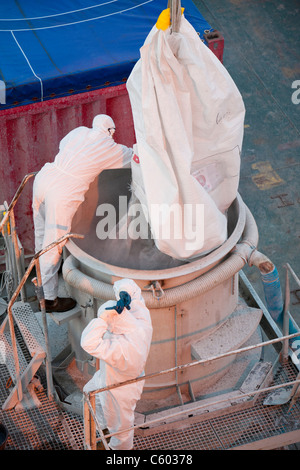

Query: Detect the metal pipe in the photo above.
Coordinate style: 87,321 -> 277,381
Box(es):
9,208 -> 26,302
248,250 -> 299,344
34,260 -> 55,400
288,370 -> 300,412
286,263 -> 300,288
83,393 -> 110,450
7,296 -> 22,403
282,265 -> 290,363
0,172 -> 37,233
6,232 -> 83,407
7,233 -> 84,310
89,394 -> 97,450
83,398 -> 91,450
248,249 -> 274,274
169,0 -> 182,33
0,172 -> 37,301
2,201 -> 18,300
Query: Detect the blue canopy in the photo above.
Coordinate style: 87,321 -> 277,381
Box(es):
0,1 -> 212,109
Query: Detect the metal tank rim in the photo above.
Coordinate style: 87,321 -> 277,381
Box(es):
65,193 -> 247,282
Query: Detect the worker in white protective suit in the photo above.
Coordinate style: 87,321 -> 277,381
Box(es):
81,279 -> 153,450
32,115 -> 133,312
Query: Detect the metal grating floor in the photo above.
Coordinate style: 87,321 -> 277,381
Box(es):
1,359 -> 299,450
133,361 -> 300,450
133,398 -> 300,450
0,363 -> 84,450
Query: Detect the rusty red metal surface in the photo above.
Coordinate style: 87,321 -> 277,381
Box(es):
204,30 -> 224,64
0,84 -> 135,256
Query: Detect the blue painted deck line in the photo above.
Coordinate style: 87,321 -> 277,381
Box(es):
193,0 -> 300,329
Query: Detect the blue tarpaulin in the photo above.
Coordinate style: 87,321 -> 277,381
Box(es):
0,1 -> 212,109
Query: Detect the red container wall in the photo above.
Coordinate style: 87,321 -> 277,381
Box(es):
0,84 -> 135,256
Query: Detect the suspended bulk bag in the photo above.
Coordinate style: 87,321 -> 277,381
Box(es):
126,14 -> 245,260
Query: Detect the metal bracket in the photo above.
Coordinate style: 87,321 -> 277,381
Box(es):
145,281 -> 165,300
80,299 -> 94,317
31,276 -> 44,302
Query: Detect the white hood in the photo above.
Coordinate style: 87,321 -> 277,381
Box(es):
92,114 -> 116,137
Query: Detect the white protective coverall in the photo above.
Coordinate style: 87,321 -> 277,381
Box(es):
32,115 -> 133,301
81,279 -> 153,450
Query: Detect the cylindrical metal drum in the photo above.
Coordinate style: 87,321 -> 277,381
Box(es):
63,169 -> 261,401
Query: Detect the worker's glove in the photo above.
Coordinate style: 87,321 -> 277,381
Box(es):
105,291 -> 131,314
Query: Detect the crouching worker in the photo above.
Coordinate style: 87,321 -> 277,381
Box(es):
80,279 -> 153,450
32,114 -> 133,313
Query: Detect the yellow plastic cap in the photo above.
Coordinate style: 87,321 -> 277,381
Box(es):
156,7 -> 184,31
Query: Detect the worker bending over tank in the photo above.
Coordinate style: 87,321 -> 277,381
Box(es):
32,115 -> 133,312
81,278 -> 153,450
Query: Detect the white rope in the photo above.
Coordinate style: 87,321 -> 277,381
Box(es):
11,31 -> 44,101
169,0 -> 182,33
0,1 -> 154,32
0,1 -> 117,21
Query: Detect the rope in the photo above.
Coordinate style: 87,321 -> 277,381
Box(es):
168,0 -> 182,32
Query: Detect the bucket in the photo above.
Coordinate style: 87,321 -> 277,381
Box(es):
0,423 -> 8,450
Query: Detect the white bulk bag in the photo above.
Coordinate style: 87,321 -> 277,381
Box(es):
127,15 -> 245,260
